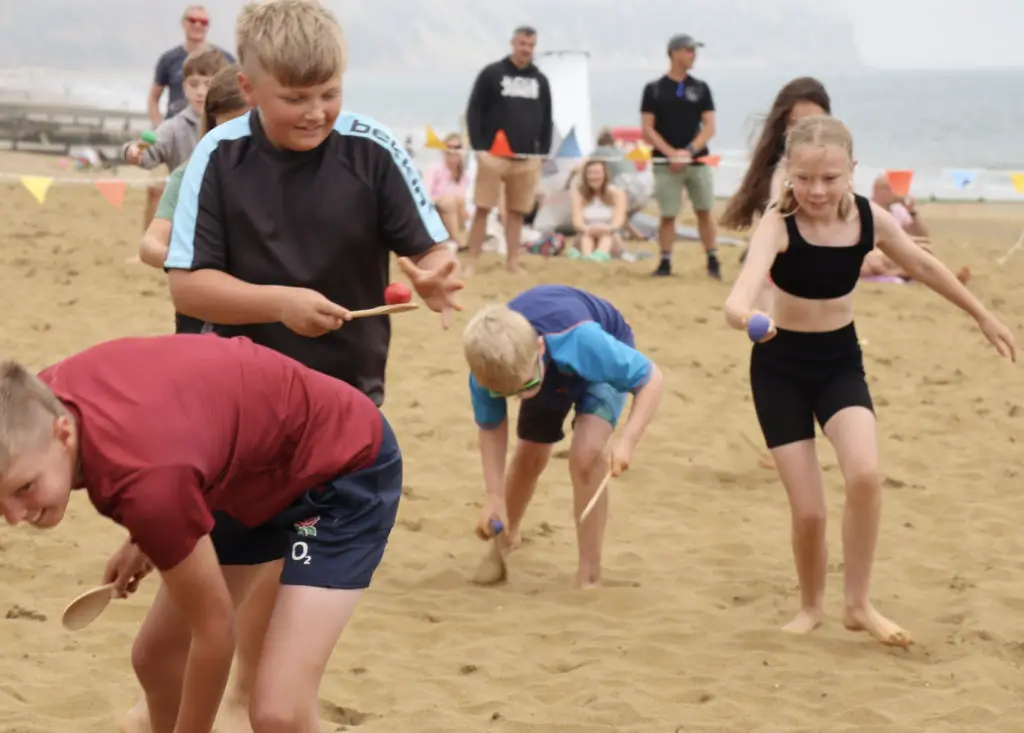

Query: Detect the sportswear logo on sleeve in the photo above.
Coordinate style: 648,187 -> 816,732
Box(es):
345,117 -> 429,210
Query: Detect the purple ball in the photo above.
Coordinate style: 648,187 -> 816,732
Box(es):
747,313 -> 771,342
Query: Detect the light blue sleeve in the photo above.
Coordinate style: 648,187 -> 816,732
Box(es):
545,322 -> 653,393
468,373 -> 507,429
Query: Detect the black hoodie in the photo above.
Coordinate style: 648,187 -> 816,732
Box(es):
466,56 -> 553,157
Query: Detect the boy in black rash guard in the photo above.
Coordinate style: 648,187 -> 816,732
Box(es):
725,115 -> 1016,648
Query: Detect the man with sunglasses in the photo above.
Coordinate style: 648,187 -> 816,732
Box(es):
462,285 -> 665,588
149,5 -> 236,127
640,33 -> 720,280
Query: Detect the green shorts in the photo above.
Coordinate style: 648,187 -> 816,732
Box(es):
653,163 -> 715,218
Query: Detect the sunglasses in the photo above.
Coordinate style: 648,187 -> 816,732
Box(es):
487,355 -> 543,399
445,145 -> 463,152
186,16 -> 209,26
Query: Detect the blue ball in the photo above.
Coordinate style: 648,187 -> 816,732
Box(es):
489,518 -> 505,536
747,313 -> 771,342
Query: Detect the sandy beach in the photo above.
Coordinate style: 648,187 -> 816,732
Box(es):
1,148 -> 1024,732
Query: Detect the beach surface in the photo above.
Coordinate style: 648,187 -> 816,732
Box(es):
1,150 -> 1024,732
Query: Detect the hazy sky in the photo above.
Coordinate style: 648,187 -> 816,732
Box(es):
843,0 -> 1024,68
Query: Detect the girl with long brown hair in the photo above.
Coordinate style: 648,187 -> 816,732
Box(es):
568,159 -> 627,261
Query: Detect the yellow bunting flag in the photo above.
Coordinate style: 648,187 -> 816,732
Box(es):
425,125 -> 447,150
20,175 -> 53,204
625,146 -> 651,162
94,180 -> 126,209
1010,172 -> 1024,194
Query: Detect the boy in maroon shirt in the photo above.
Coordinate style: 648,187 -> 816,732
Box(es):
0,333 -> 402,733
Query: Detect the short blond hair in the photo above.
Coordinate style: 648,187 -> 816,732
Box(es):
462,305 -> 540,395
236,0 -> 347,87
0,361 -> 66,474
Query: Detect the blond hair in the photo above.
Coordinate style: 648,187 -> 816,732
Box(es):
462,305 -> 539,395
182,46 -> 230,81
0,361 -> 67,474
236,0 -> 347,88
778,115 -> 854,219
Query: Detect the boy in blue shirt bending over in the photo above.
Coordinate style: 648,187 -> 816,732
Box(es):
462,284 -> 664,587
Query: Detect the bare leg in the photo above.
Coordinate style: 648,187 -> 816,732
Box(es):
658,216 -> 675,258
462,207 -> 491,276
143,184 -> 163,231
124,565 -> 265,733
249,586 -> 364,733
219,561 -> 283,733
503,439 -> 553,548
503,210 -> 525,273
594,234 -> 614,256
568,414 -> 614,588
770,439 -> 828,634
577,234 -> 596,257
434,195 -> 464,246
824,407 -> 911,647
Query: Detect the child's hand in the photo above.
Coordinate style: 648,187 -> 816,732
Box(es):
977,311 -> 1017,363
279,287 -> 351,337
124,143 -> 143,166
610,441 -> 633,477
475,495 -> 506,540
103,539 -> 154,598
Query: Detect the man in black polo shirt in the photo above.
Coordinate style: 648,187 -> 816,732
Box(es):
640,33 -> 720,279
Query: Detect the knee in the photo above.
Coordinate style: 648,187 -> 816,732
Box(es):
792,506 -> 827,537
249,698 -> 308,733
131,632 -> 179,690
569,443 -> 605,481
435,194 -> 455,211
845,467 -> 881,502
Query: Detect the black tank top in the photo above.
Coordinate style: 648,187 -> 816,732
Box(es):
770,194 -> 875,300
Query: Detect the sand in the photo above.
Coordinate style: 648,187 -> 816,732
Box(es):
2,150 -> 1024,732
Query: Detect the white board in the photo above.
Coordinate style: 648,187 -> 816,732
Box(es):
534,50 -> 594,158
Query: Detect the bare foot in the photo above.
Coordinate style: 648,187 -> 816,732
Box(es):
500,528 -> 522,552
505,264 -> 523,275
218,696 -> 253,733
843,604 -> 912,647
120,702 -> 151,733
781,608 -> 825,634
574,566 -> 601,589
462,262 -> 476,278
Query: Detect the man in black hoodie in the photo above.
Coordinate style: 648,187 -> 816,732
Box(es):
464,26 -> 553,275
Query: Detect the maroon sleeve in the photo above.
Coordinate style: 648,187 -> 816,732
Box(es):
107,465 -> 216,571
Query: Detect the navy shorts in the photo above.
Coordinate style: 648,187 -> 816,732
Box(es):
517,381 -> 627,444
210,416 -> 403,590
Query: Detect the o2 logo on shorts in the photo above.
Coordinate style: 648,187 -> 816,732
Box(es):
291,517 -> 320,566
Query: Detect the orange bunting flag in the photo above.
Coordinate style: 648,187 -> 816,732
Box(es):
886,169 -> 913,197
1010,172 -> 1024,194
94,180 -> 126,209
696,154 -> 721,168
424,125 -> 447,150
489,130 -> 514,158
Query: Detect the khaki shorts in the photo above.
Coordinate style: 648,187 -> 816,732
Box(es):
474,154 -> 541,214
653,163 -> 715,218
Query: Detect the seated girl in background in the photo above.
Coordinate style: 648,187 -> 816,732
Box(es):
424,132 -> 470,246
568,159 -> 627,262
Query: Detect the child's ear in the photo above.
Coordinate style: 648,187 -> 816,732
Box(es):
537,336 -> 546,356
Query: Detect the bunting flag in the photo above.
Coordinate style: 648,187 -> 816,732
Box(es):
94,180 -> 126,209
541,125 -> 563,176
554,127 -> 582,159
886,169 -> 913,197
20,175 -> 53,204
625,145 -> 651,162
696,154 -> 721,168
1011,172 -> 1024,194
947,169 -> 977,189
489,130 -> 514,158
424,125 -> 447,150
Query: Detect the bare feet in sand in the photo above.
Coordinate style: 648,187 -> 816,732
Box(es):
843,604 -> 911,647
574,566 -> 601,589
120,702 -> 150,733
782,608 -> 825,634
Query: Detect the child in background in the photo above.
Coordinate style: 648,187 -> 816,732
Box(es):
124,47 -> 231,229
0,333 -> 402,733
139,64 -> 250,334
462,284 -> 664,588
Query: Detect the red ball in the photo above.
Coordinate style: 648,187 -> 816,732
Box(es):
384,282 -> 412,305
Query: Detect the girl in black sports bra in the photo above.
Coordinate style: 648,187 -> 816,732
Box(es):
724,115 -> 1017,649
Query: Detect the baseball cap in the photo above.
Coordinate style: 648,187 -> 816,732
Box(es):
667,34 -> 704,54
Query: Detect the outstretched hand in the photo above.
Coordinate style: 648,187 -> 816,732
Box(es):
978,312 -> 1017,363
397,255 -> 465,329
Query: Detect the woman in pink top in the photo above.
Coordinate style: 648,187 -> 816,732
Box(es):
426,133 -> 470,244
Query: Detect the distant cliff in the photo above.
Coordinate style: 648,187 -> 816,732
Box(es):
0,0 -> 862,72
